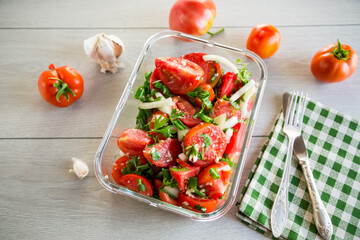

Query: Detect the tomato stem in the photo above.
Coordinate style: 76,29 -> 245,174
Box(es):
49,77 -> 76,102
207,28 -> 225,39
332,39 -> 351,61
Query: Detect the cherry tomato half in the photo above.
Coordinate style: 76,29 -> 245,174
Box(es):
191,83 -> 215,108
169,0 -> 216,36
217,72 -> 237,98
117,129 -> 153,156
38,64 -> 84,107
172,96 -> 202,127
155,57 -> 203,95
246,23 -> 281,59
119,174 -> 153,196
198,162 -> 232,199
182,53 -> 222,87
210,99 -> 241,120
183,123 -> 227,167
112,155 -> 148,184
170,166 -> 200,191
154,179 -> 180,206
178,193 -> 218,213
311,40 -> 358,83
143,138 -> 182,167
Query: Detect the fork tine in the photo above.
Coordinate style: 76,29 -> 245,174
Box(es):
299,93 -> 308,129
285,91 -> 296,124
294,91 -> 304,127
288,91 -> 299,125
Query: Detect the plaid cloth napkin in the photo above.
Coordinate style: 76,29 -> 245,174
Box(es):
237,98 -> 360,240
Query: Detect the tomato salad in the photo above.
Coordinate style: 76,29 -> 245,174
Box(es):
112,53 -> 257,213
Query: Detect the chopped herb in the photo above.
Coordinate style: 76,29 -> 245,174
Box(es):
199,113 -> 214,123
182,204 -> 193,210
209,168 -> 220,180
149,115 -> 176,138
199,134 -> 212,148
194,189 -> 207,198
151,149 -> 161,161
138,178 -> 146,192
229,100 -> 240,109
171,167 -> 189,172
148,134 -> 159,144
169,109 -> 186,130
134,72 -> 152,102
194,204 -> 206,213
236,59 -> 252,85
152,125 -> 176,138
219,196 -> 224,199
121,156 -> 151,176
187,177 -> 198,189
161,169 -> 178,188
153,80 -> 174,98
185,145 -> 203,160
135,108 -> 152,131
210,73 -> 219,83
187,86 -> 203,98
220,154 -> 233,167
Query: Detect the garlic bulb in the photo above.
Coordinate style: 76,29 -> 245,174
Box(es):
69,157 -> 89,179
84,33 -> 124,73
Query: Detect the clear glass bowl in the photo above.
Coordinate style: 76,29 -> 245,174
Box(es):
94,30 -> 267,221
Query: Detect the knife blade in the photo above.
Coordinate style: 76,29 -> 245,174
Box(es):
282,92 -> 333,240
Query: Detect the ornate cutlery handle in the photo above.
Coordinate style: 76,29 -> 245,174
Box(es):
299,161 -> 333,240
270,136 -> 295,237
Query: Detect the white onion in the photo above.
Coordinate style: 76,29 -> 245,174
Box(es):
155,92 -> 165,99
240,85 -> 257,119
229,79 -> 256,102
219,116 -> 238,130
213,113 -> 227,126
177,128 -> 189,142
178,153 -> 188,161
163,186 -> 179,198
203,55 -> 239,74
139,97 -> 174,110
225,128 -> 234,143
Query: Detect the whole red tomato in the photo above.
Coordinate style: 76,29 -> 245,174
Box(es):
311,40 -> 358,83
169,0 -> 216,36
246,23 -> 281,59
38,64 -> 84,107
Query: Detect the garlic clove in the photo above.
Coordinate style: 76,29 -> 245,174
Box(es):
70,157 -> 89,179
84,33 -> 124,74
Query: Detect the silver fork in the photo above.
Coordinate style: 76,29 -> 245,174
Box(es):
270,91 -> 306,237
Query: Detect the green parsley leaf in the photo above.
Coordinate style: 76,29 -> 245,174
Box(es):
236,59 -> 252,85
138,178 -> 146,192
194,204 -> 206,213
187,86 -> 203,98
151,149 -> 161,161
135,108 -> 152,131
199,134 -> 212,148
185,145 -> 203,160
187,177 -> 198,190
170,109 -> 186,130
220,154 -> 233,167
209,168 -> 220,180
152,80 -> 174,98
170,167 -> 189,172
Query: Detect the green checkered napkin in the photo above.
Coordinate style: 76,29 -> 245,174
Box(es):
237,98 -> 360,240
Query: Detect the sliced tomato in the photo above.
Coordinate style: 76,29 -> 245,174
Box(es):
217,72 -> 237,98
226,123 -> 248,161
198,162 -> 232,199
172,96 -> 202,127
182,52 -> 222,87
170,166 -> 200,191
183,123 -> 227,167
119,174 -> 153,196
155,57 -> 203,95
112,155 -> 131,185
117,129 -> 153,156
191,83 -> 215,108
176,158 -> 191,167
178,193 -> 218,213
210,99 -> 241,120
149,68 -> 160,90
154,179 -> 180,206
149,111 -> 168,130
143,138 -> 182,167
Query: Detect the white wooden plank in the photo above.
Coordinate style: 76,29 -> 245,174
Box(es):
0,26 -> 359,138
0,0 -> 359,28
0,137 -> 267,240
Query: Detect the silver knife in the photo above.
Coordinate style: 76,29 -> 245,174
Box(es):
283,93 -> 333,240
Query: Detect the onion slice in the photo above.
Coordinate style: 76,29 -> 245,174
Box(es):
177,128 -> 189,142
219,116 -> 238,130
240,85 -> 257,119
139,97 -> 174,110
225,128 -> 234,143
229,79 -> 255,102
203,55 -> 239,74
213,113 -> 227,126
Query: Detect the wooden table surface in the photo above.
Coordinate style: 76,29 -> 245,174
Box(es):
1,1 -> 359,239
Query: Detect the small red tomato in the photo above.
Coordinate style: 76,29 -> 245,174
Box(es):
155,57 -> 203,94
154,179 -> 180,206
143,139 -> 182,167
217,72 -> 237,98
170,166 -> 200,191
182,52 -> 222,87
172,96 -> 202,127
198,162 -> 232,199
246,23 -> 281,59
311,40 -> 358,83
183,123 -> 227,167
169,0 -> 216,36
210,99 -> 241,120
118,174 -> 153,196
191,83 -> 215,108
117,129 -> 153,156
178,192 -> 218,213
38,64 -> 84,107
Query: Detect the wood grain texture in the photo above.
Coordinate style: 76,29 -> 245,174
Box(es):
0,137 -> 267,240
0,27 -> 359,138
0,0 -> 359,28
